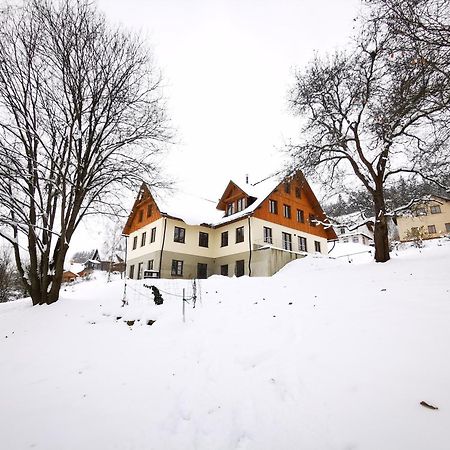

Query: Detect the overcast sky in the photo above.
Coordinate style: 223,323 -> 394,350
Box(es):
72,0 -> 362,255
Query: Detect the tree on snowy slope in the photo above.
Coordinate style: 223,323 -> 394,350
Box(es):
0,0 -> 171,305
288,9 -> 450,263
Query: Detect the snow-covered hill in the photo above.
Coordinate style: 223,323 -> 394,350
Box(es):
1,240 -> 450,450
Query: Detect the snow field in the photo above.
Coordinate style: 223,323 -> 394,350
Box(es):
1,240 -> 449,449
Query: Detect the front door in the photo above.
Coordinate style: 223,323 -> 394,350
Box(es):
197,263 -> 207,279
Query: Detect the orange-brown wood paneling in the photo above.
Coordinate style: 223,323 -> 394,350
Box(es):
253,179 -> 330,239
122,184 -> 162,235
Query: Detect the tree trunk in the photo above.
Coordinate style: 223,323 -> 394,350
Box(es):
373,190 -> 390,263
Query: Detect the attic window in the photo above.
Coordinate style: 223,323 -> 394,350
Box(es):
295,187 -> 301,198
309,214 -> 317,227
269,199 -> 278,214
138,209 -> 143,222
284,183 -> 291,194
226,202 -> 235,216
237,198 -> 246,212
430,205 -> 441,214
147,203 -> 153,217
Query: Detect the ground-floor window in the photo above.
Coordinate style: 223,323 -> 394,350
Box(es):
197,263 -> 207,279
263,226 -> 272,244
298,236 -> 307,252
446,223 -> 450,232
147,259 -> 154,270
171,260 -> 183,276
314,241 -> 321,252
282,232 -> 292,251
129,265 -> 135,279
352,235 -> 359,243
428,224 -> 436,234
235,260 -> 245,277
221,264 -> 228,276
137,262 -> 143,279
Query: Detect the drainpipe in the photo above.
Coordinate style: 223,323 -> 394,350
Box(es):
159,217 -> 167,278
248,216 -> 252,277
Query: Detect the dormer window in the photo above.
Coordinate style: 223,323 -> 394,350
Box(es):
236,198 -> 246,212
226,202 -> 235,216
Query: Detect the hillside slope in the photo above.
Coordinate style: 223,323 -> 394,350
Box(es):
1,240 -> 450,450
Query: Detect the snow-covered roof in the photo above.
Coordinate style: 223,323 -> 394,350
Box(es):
155,175 -> 281,227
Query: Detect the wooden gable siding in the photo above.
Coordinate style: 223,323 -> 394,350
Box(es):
122,184 -> 162,235
253,177 -> 331,239
217,181 -> 249,211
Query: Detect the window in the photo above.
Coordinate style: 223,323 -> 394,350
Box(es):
147,260 -> 154,270
416,207 -> 427,216
235,260 -> 245,277
150,227 -> 156,243
199,232 -> 209,248
132,236 -> 138,250
220,264 -> 229,276
282,232 -> 292,251
340,227 -> 346,234
314,241 -> 321,252
352,236 -> 359,243
295,187 -> 301,198
269,199 -> 278,214
226,202 -> 235,216
297,209 -> 304,223
263,226 -> 273,244
221,231 -> 228,247
147,203 -> 153,217
237,198 -> 245,212
174,226 -> 185,243
141,232 -> 146,247
309,214 -> 317,227
283,204 -> 291,219
171,260 -> 183,276
428,224 -> 436,234
236,226 -> 244,243
197,263 -> 207,279
298,236 -> 307,252
129,265 -> 135,279
446,223 -> 450,232
137,262 -> 143,280
430,205 -> 441,214
284,182 -> 291,194
343,238 -> 349,243
138,209 -> 143,222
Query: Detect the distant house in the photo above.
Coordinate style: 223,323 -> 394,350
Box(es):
330,212 -> 374,246
83,249 -> 102,271
396,195 -> 450,241
122,172 -> 337,279
62,271 -> 79,283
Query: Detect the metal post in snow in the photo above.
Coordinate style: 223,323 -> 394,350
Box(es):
182,288 -> 186,323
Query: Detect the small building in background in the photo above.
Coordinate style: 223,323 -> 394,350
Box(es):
330,212 -> 374,246
396,195 -> 450,241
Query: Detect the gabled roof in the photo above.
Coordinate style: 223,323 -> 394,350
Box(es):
122,171 -> 337,240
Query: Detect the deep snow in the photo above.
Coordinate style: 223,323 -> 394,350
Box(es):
1,240 -> 450,450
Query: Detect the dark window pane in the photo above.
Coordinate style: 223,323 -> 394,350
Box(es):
221,231 -> 228,247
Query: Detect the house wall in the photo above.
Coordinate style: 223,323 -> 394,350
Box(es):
250,217 -> 328,255
252,179 -> 330,240
126,215 -> 329,279
397,198 -> 450,241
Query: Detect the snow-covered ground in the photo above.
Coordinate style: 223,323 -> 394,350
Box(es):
1,240 -> 450,450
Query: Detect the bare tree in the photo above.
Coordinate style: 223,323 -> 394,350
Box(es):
288,15 -> 450,262
0,0 -> 171,305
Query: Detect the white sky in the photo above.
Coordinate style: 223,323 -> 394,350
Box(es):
72,0 -> 361,255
